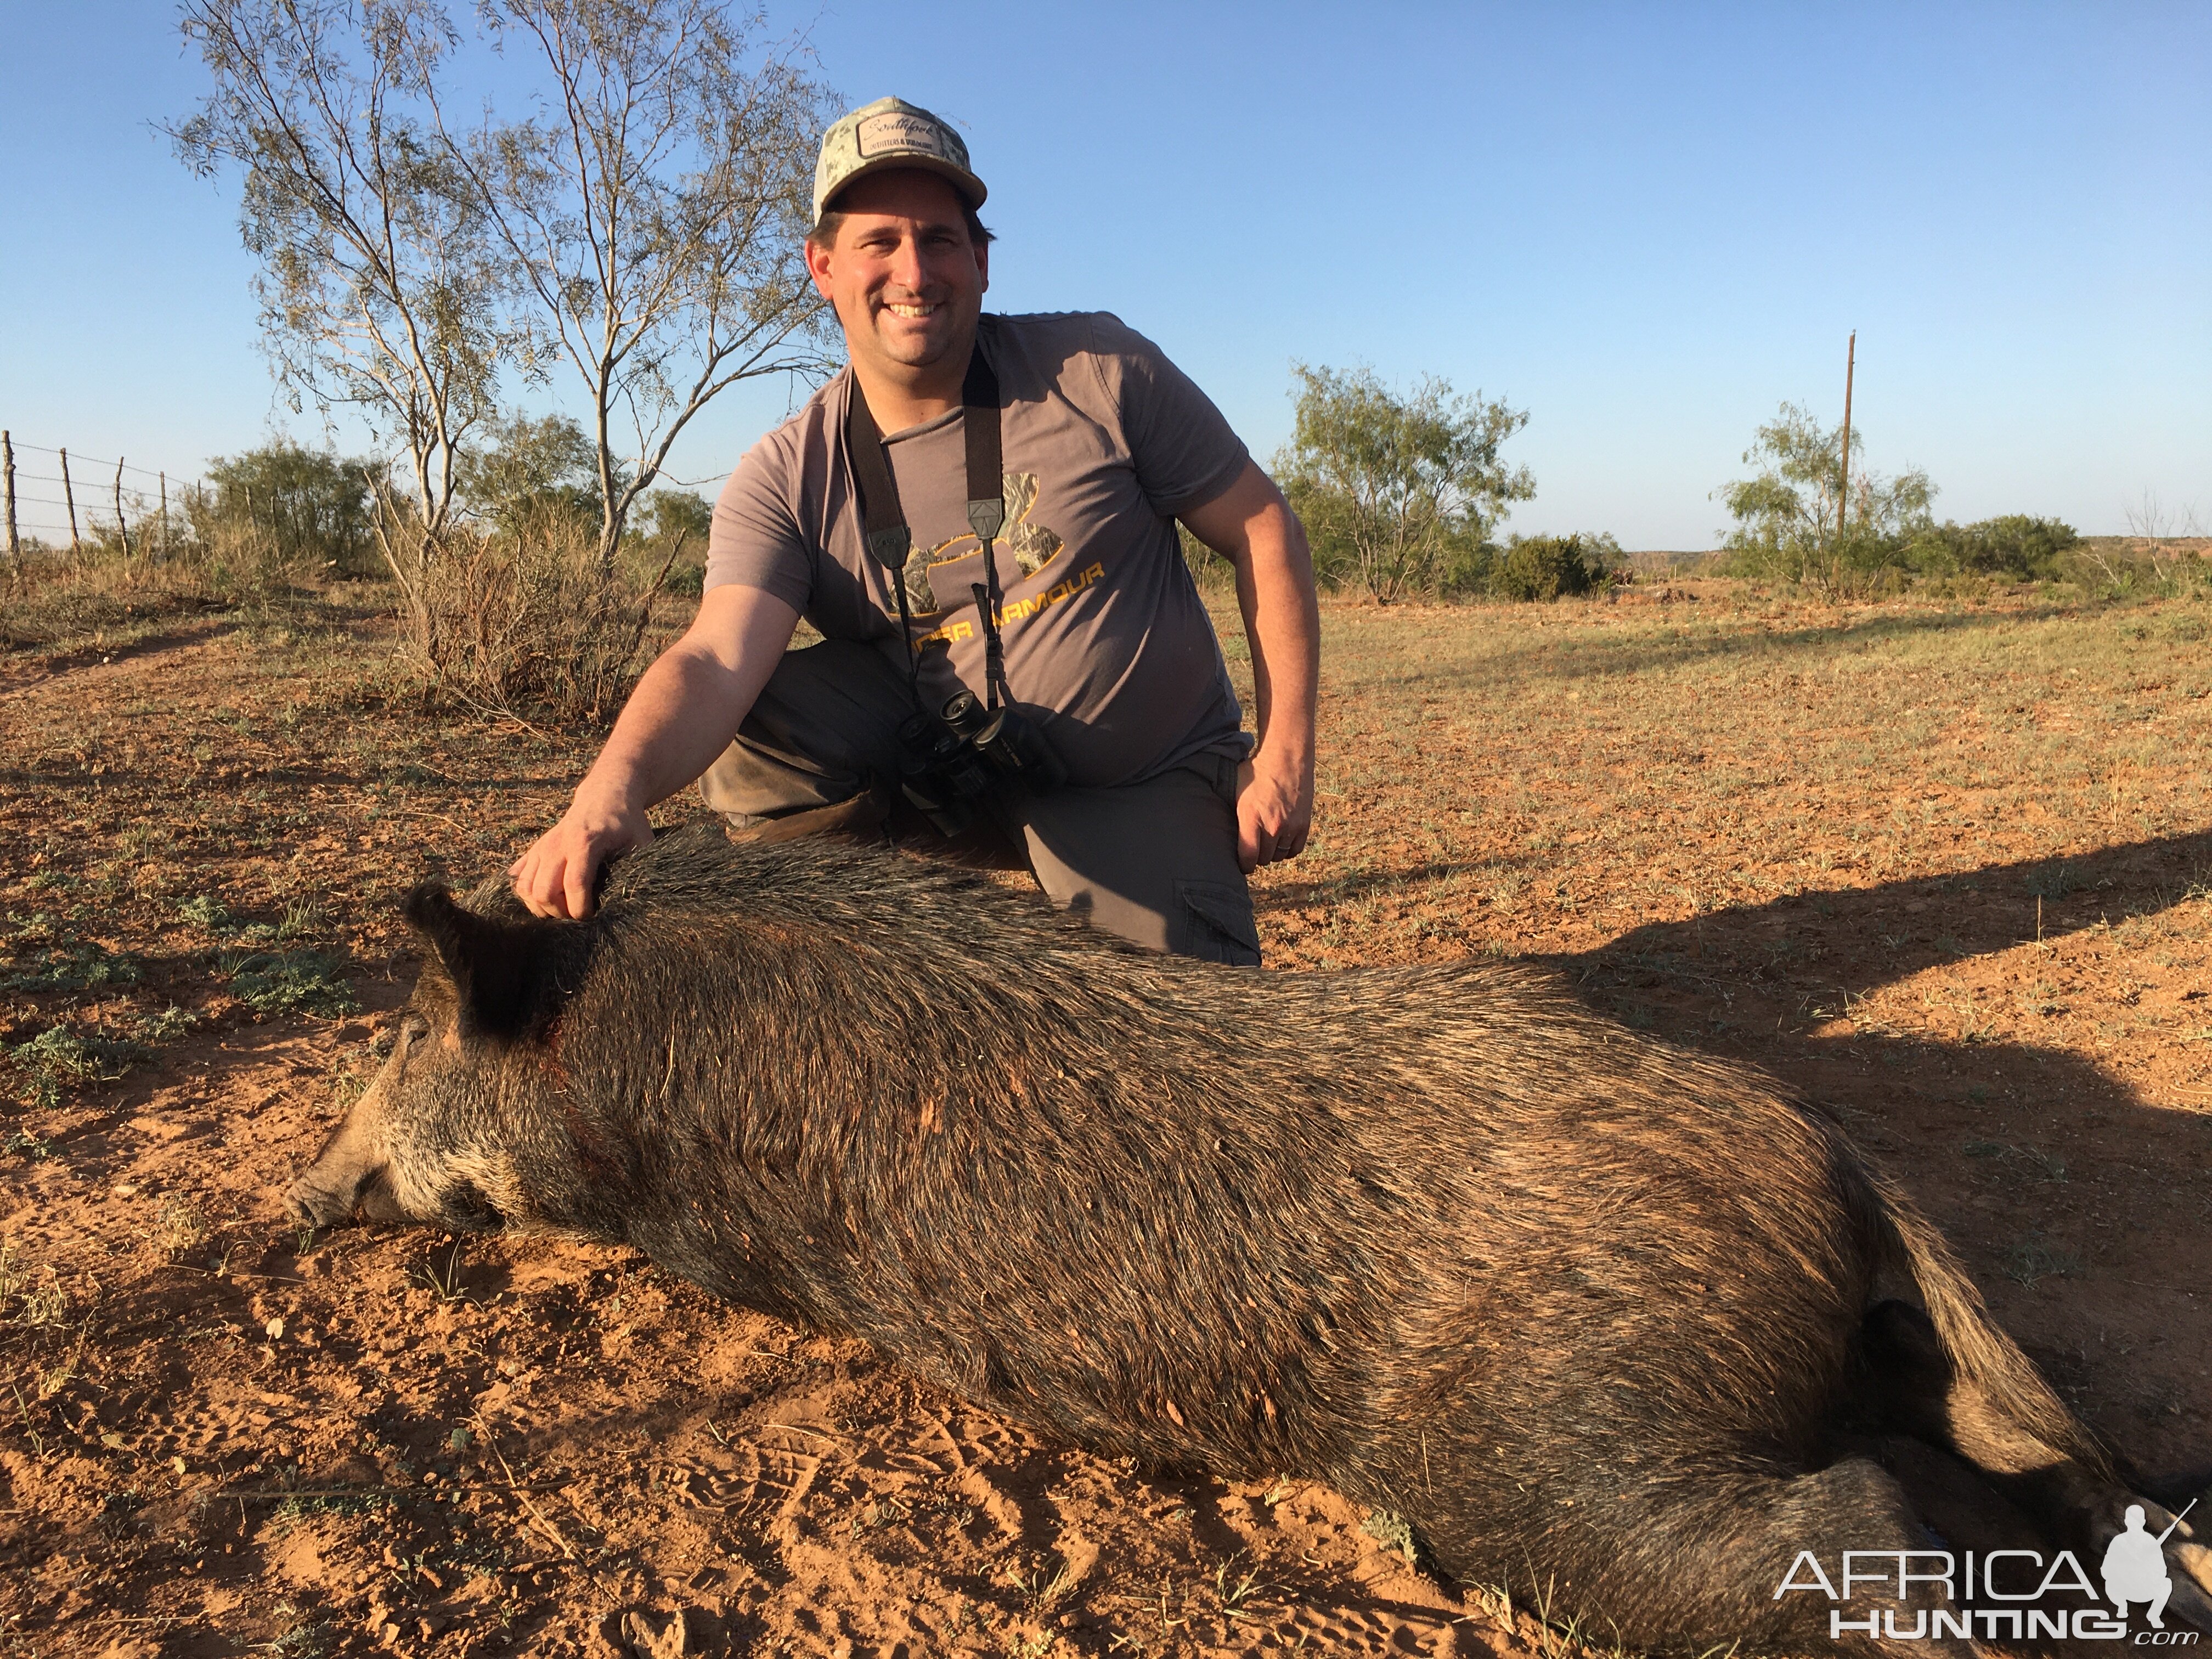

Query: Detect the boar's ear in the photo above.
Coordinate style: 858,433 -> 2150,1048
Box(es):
399,883 -> 586,1043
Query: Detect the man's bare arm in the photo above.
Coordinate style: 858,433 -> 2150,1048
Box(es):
510,584 -> 802,919
1180,460 -> 1320,872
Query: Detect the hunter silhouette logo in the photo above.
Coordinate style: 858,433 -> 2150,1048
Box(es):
2109,1503 -> 2198,1629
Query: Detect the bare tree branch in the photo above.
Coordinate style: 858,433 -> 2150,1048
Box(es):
433,0 -> 838,575
171,0 -> 516,654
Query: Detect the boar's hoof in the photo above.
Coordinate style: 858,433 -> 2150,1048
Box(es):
607,1606 -> 693,1658
284,1177 -> 349,1229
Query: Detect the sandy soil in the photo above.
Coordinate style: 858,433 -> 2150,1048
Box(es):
3,581 -> 2209,1657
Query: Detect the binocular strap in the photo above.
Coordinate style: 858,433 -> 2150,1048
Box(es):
845,336 -> 1015,717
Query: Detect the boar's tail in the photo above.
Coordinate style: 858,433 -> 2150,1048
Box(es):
1857,1160 -> 2115,1480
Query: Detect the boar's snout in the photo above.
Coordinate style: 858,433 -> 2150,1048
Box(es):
285,1157 -> 405,1229
286,1104 -> 410,1230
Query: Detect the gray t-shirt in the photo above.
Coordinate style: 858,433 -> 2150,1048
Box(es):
707,311 -> 1253,788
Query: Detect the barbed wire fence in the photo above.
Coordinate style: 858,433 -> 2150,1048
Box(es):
2,429 -> 203,588
4,427 -> 733,599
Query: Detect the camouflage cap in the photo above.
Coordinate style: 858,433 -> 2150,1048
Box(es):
812,96 -> 986,227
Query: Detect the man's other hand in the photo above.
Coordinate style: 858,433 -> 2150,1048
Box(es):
510,797 -> 653,919
1235,753 -> 1312,874
1182,462 -> 1320,879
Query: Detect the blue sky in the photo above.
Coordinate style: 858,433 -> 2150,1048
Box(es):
2,1 -> 2205,548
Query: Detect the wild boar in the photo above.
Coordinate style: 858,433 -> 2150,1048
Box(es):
289,824 -> 2211,1654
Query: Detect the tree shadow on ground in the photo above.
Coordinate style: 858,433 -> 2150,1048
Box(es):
1517,830 -> 2212,1479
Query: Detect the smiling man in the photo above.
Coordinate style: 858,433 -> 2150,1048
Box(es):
511,97 -> 1319,963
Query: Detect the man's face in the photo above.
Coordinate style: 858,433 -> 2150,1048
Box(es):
806,170 -> 989,382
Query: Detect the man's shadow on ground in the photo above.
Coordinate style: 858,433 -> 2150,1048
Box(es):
1263,830 -> 2212,1477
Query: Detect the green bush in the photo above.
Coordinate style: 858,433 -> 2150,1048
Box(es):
1438,532 -> 1500,596
625,486 -> 712,599
195,441 -> 385,581
5,1026 -> 149,1111
1903,515 -> 2079,579
460,414 -> 610,537
1178,524 -> 1235,594
1493,533 -> 1620,601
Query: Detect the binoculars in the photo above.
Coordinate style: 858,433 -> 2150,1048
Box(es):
896,688 -> 1069,837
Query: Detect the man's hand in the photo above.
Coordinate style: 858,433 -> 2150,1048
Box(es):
510,793 -> 654,920
1181,460 -> 1321,877
1236,752 -> 1313,873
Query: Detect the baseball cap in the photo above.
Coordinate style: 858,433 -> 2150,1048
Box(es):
812,96 -> 987,227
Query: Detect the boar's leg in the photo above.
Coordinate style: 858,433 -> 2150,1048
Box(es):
1420,1451 -> 1974,1658
1864,1299 -> 2212,1628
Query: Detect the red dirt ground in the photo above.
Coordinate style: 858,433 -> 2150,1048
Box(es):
3,580 -> 2208,1657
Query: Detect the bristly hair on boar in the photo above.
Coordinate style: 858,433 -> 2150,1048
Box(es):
290,822 -> 2212,1657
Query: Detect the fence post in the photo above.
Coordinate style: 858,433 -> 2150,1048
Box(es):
1838,330 -> 1856,543
114,456 -> 133,567
159,471 -> 170,562
3,430 -> 17,584
61,447 -> 81,554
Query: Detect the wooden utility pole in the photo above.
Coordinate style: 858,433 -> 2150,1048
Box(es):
114,457 -> 132,565
60,447 -> 81,553
1838,330 -> 1857,542
2,431 -> 17,583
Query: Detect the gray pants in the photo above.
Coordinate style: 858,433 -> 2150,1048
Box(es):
698,640 -> 1261,966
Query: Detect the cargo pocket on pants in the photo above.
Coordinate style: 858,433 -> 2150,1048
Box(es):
1174,878 -> 1262,967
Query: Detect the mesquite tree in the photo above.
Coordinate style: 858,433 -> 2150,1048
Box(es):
1276,364 -> 1534,604
1719,403 -> 1935,593
172,0 -> 510,654
175,0 -> 832,698
436,0 -> 836,576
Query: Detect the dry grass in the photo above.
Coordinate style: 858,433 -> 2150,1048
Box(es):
2,575 -> 2210,1656
399,510 -> 685,721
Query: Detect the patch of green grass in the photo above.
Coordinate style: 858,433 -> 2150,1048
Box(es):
273,1491 -> 392,1523
2,1129 -> 56,1162
1359,1506 -> 1421,1566
138,1005 -> 199,1042
0,921 -> 144,995
177,894 -> 235,933
1964,1140 -> 2068,1184
0,1239 -> 69,1329
222,949 -> 359,1018
4,1025 -> 151,1110
2024,862 -> 2081,900
2004,1232 -> 2084,1286
265,1604 -> 338,1658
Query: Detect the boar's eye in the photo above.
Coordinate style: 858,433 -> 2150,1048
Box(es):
386,1014 -> 430,1070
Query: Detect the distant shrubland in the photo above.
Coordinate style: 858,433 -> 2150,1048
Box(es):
1717,402 -> 2209,598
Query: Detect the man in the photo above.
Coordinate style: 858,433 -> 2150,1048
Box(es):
511,96 -> 1318,963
